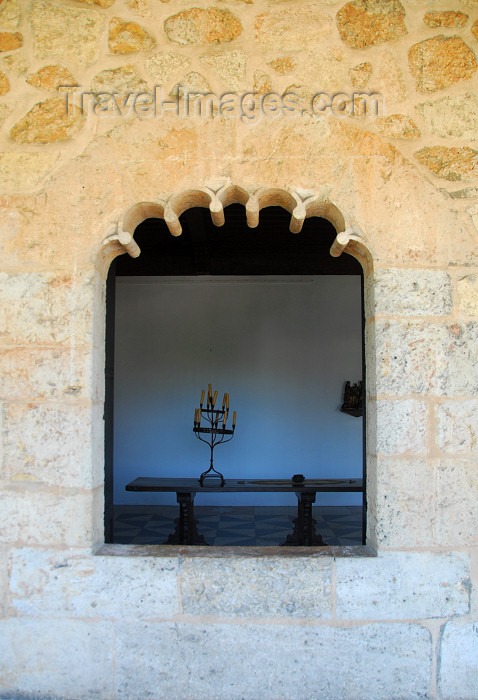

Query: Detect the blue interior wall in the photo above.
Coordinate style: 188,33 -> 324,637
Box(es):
113,276 -> 363,506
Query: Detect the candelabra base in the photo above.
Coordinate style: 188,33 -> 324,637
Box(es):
199,466 -> 225,487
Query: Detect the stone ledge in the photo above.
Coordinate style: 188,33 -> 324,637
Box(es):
96,543 -> 377,558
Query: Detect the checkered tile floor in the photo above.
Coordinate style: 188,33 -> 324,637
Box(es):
112,505 -> 363,546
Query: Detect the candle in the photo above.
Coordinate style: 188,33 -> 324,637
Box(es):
222,393 -> 226,409
232,411 -> 236,428
208,384 -> 212,407
225,393 -> 229,410
222,411 -> 227,427
212,390 -> 218,408
200,389 -> 205,407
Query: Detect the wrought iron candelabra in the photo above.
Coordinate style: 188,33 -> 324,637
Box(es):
193,385 -> 236,486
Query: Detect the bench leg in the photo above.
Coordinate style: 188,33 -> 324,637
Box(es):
164,492 -> 208,545
282,492 -> 327,546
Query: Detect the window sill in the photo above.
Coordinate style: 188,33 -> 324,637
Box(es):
96,543 -> 376,558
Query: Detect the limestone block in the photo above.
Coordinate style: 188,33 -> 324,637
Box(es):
253,70 -> 271,95
436,458 -> 478,546
473,20 -> 478,41
415,146 -> 478,181
436,400 -> 478,454
457,273 -> 478,314
371,51 -> 407,104
439,620 -> 478,699
336,551 -> 470,619
417,93 -> 478,140
0,151 -> 61,192
267,56 -> 297,74
408,36 -> 478,93
145,51 -> 190,83
31,0 -> 104,68
164,8 -> 242,45
0,29 -> 22,52
0,485 -> 103,547
377,114 -> 420,139
0,0 -> 21,28
1,51 -> 27,75
254,5 -> 332,51
441,322 -> 478,396
108,17 -> 156,54
26,64 -> 78,91
200,50 -> 247,91
0,70 -> 9,94
91,65 -> 148,97
9,549 -> 179,619
0,270 -> 99,346
126,0 -> 152,18
369,457 -> 437,548
368,399 -> 428,455
336,0 -> 407,48
367,268 -> 452,317
180,556 -> 333,619
300,46 -> 350,94
424,11 -> 468,28
0,618 -> 114,699
76,0 -> 116,6
10,95 -> 85,144
2,401 -> 104,489
171,71 -> 211,98
349,61 -> 372,88
114,621 -> 431,699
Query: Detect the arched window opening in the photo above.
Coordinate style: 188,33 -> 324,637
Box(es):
105,204 -> 365,547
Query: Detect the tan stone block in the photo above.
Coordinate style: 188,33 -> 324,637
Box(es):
0,485 -> 103,547
300,46 -> 350,93
31,0 -> 104,68
416,93 -> 478,141
91,65 -> 148,97
254,5 -> 332,51
2,402 -> 104,489
457,273 -> 478,315
436,400 -> 478,454
253,70 -> 271,95
108,16 -> 156,54
439,620 -> 478,698
200,50 -> 247,91
0,70 -> 9,94
369,457 -> 437,547
26,65 -> 78,92
349,61 -> 372,88
377,114 -> 420,139
1,52 -> 27,75
436,458 -> 478,546
473,20 -> 478,41
423,11 -> 468,28
336,0 -> 407,48
164,7 -> 242,45
145,51 -> 190,83
10,95 -> 85,144
75,0 -> 115,6
0,103 -> 12,126
0,0 -> 21,29
126,0 -> 152,18
267,56 -> 297,74
372,50 -> 407,103
0,30 -> 22,51
171,71 -> 211,99
368,399 -> 428,456
415,146 -> 478,181
367,268 -> 452,317
408,35 -> 478,93
0,151 -> 60,193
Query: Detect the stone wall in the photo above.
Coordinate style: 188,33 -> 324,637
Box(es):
0,0 -> 477,698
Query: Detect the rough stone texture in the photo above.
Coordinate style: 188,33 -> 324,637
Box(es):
408,35 -> 478,93
164,8 -> 242,45
367,268 -> 452,317
439,620 -> 478,699
416,93 -> 478,140
436,400 -> 478,454
424,11 -> 468,28
0,0 -> 21,28
267,56 -> 297,74
26,65 -> 78,91
415,146 -> 478,181
0,152 -> 61,192
336,0 -> 407,49
377,114 -> 421,138
200,50 -> 247,91
0,618 -> 114,699
1,52 -> 27,75
171,71 -> 211,98
349,61 -> 372,88
76,0 -> 116,6
473,19 -> 478,41
436,458 -> 478,546
372,51 -> 407,103
254,5 -> 332,51
108,17 -> 156,54
10,95 -> 85,144
91,65 -> 148,96
336,551 -> 470,619
0,70 -> 9,94
9,549 -> 179,618
457,273 -> 478,314
145,51 -> 190,83
300,47 -> 350,93
368,399 -> 428,455
0,30 -> 22,51
0,486 -> 103,547
180,557 -> 333,619
31,0 -> 104,68
442,322 -> 478,396
253,70 -> 271,95
126,0 -> 152,18
113,621 -> 432,699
